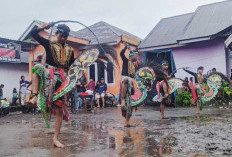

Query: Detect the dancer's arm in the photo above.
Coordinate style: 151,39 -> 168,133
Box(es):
183,68 -> 196,76
31,23 -> 51,48
120,46 -> 128,62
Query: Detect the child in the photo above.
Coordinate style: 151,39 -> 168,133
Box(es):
0,84 -> 4,99
189,77 -> 194,90
12,88 -> 18,106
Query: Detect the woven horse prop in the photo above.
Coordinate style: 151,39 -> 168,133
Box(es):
130,66 -> 183,106
197,72 -> 229,110
131,67 -> 156,106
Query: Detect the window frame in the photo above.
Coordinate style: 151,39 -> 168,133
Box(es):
87,62 -> 115,85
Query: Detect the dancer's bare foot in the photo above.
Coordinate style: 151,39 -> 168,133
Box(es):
196,112 -> 201,114
53,138 -> 64,148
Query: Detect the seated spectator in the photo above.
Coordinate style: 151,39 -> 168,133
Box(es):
74,75 -> 86,111
88,78 -> 95,92
95,81 -> 100,93
96,78 -> 107,108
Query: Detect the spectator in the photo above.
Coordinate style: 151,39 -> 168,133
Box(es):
74,75 -> 86,111
12,88 -> 18,106
0,84 -> 4,99
182,77 -> 190,93
88,78 -> 95,92
19,76 -> 31,105
212,68 -> 216,73
96,78 -> 107,108
95,81 -> 100,93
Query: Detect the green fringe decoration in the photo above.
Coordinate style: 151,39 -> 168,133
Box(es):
200,99 -> 204,111
32,67 -> 50,128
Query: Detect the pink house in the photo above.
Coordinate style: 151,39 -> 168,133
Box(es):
139,1 -> 232,79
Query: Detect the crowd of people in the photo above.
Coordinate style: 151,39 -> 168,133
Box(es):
0,75 -> 31,106
71,76 -> 108,112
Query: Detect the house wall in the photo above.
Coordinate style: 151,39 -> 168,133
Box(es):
0,62 -> 29,101
172,38 -> 227,79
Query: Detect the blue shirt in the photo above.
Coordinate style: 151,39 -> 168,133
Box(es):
97,83 -> 107,94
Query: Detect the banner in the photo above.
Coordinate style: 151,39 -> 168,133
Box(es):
0,42 -> 21,62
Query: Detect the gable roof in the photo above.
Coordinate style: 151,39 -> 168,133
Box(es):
139,13 -> 193,49
75,21 -> 142,45
139,0 -> 232,50
179,0 -> 232,42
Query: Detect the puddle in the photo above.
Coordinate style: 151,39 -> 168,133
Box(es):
1,107 -> 232,157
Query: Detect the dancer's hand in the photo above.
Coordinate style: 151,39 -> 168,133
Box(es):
120,41 -> 127,49
41,23 -> 52,30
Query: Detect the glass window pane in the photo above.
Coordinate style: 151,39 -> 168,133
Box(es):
107,62 -> 114,83
97,63 -> 105,81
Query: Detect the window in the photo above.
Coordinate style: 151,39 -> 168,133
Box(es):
88,62 -> 115,85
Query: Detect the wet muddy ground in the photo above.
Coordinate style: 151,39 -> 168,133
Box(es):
0,106 -> 232,157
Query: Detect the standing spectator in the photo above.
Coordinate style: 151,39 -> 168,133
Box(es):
74,75 -> 86,111
96,78 -> 107,108
189,77 -> 194,90
12,88 -> 18,106
88,78 -> 95,92
0,84 -> 4,99
207,68 -> 217,75
182,77 -> 190,93
19,75 -> 31,105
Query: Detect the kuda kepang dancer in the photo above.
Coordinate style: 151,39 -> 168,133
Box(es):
119,42 -> 142,127
29,22 -> 118,148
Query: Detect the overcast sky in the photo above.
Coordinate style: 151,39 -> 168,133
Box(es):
0,0 -> 225,40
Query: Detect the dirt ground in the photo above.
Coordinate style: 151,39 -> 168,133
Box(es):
0,106 -> 232,157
